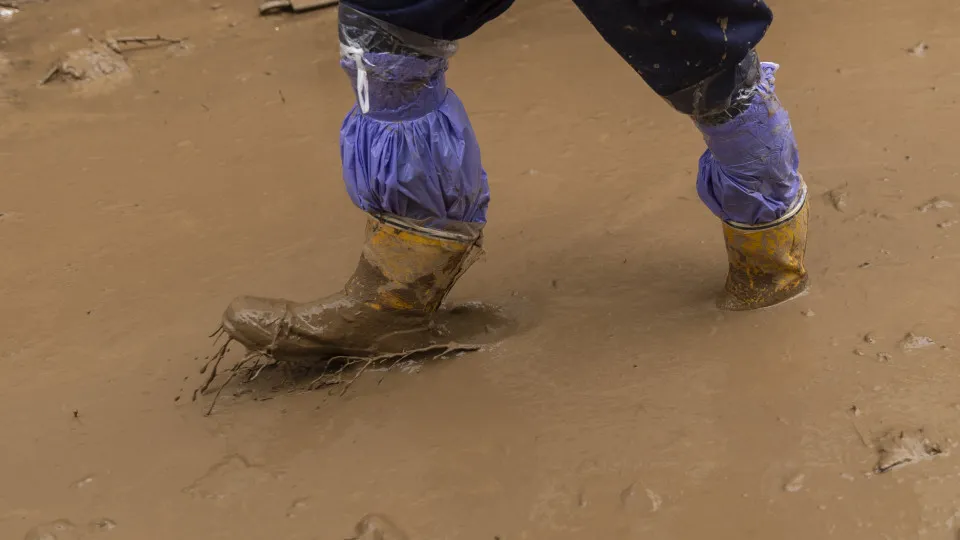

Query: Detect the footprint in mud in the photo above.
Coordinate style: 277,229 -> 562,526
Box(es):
182,454 -> 274,501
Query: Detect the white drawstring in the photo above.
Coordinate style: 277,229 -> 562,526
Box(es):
340,43 -> 370,114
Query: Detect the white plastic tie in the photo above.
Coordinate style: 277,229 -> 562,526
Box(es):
340,43 -> 370,114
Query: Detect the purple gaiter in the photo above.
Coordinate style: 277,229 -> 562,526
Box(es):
339,49 -> 489,226
695,62 -> 802,225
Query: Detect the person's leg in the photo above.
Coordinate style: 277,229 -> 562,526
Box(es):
573,0 -> 808,310
220,0 -> 513,359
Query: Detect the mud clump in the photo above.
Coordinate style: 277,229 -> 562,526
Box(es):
783,473 -> 805,493
87,518 -> 117,533
40,44 -> 131,91
350,514 -> 409,540
825,188 -> 849,212
874,430 -> 943,473
917,197 -> 953,213
899,332 -> 935,351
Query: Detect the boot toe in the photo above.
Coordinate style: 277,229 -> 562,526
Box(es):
222,295 -> 292,349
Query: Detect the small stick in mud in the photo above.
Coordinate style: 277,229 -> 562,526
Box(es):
105,35 -> 186,54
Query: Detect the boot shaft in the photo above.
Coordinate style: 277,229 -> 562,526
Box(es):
720,182 -> 809,310
346,214 -> 482,313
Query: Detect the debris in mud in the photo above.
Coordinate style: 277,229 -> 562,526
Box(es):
646,488 -> 663,512
918,197 -> 953,213
70,476 -> 95,489
937,220 -> 958,229
0,5 -> 18,20
825,188 -> 849,212
874,430 -> 943,473
39,43 -> 130,87
286,497 -> 309,518
864,332 -> 877,344
802,309 -> 815,317
848,406 -> 873,448
395,360 -> 422,375
103,35 -> 187,54
876,352 -> 892,363
900,332 -> 936,351
784,473 -> 805,493
853,348 -> 866,356
350,514 -> 409,540
88,518 -> 117,532
259,0 -> 337,16
907,41 -> 929,57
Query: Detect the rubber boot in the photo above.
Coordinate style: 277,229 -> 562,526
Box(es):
222,214 -> 482,359
718,182 -> 809,311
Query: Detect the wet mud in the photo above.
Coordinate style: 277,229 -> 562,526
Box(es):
2,0 -> 960,539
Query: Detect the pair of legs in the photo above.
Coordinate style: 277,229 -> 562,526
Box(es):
221,0 -> 809,359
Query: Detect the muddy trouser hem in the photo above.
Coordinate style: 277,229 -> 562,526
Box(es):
341,0 -> 799,226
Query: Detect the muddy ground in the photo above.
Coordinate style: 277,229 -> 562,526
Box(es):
2,0 -> 960,538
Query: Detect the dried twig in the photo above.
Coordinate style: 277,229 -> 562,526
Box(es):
848,406 -> 873,449
105,35 -> 186,54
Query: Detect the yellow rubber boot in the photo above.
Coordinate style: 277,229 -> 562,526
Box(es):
718,183 -> 809,311
221,214 -> 482,359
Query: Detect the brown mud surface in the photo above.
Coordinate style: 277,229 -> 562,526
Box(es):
2,0 -> 960,538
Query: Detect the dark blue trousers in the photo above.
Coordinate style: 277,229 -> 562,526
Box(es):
340,0 -> 772,113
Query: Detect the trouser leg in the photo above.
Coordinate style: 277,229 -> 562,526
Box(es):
572,0 -> 808,309
572,0 -> 802,226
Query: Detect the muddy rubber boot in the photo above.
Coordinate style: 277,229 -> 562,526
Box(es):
222,214 -> 482,359
718,182 -> 809,311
